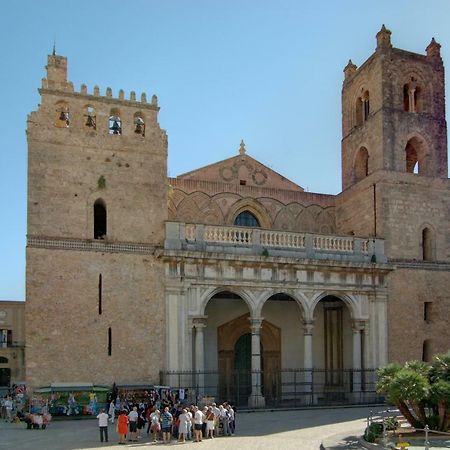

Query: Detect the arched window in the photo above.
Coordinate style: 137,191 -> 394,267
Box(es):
55,101 -> 70,128
355,97 -> 363,126
0,357 -> 8,364
422,339 -> 432,362
362,91 -> 370,121
234,211 -> 260,227
84,105 -> 96,130
403,78 -> 421,113
133,112 -> 145,136
94,199 -> 107,240
109,108 -> 122,135
354,147 -> 369,182
422,227 -> 434,261
405,137 -> 426,175
355,90 -> 370,126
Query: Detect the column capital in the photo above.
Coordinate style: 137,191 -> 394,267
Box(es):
192,316 -> 207,329
302,319 -> 315,335
248,317 -> 264,333
352,319 -> 367,332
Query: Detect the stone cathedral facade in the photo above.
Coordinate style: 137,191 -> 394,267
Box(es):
25,26 -> 450,407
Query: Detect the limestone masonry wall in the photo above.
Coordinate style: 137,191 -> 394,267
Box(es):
26,248 -> 165,387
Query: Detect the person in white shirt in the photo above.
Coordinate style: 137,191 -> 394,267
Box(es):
128,406 -> 139,442
4,397 -> 13,422
219,404 -> 230,436
108,400 -> 115,424
193,406 -> 204,442
96,409 -> 109,443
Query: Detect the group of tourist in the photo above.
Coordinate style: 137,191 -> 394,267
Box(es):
98,400 -> 237,444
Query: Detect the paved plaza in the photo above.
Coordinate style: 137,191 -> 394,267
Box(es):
0,406 -> 374,450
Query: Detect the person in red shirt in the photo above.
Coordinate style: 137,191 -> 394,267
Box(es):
117,410 -> 129,445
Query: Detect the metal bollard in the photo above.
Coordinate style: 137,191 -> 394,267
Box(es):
424,425 -> 430,450
382,420 -> 388,448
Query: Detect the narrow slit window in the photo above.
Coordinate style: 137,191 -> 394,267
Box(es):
424,302 -> 432,322
108,327 -> 112,356
98,274 -> 102,315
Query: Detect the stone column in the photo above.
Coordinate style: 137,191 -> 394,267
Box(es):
248,317 -> 265,408
193,317 -> 207,396
303,320 -> 314,398
352,320 -> 365,395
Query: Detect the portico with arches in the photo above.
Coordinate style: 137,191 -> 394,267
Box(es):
163,243 -> 390,407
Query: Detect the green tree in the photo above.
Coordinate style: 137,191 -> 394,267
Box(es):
377,352 -> 450,431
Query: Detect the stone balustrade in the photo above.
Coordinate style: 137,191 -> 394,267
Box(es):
165,222 -> 386,263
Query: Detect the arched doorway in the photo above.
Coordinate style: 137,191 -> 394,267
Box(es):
216,313 -> 280,405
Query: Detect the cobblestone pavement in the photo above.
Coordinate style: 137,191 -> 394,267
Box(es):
0,406 -> 374,450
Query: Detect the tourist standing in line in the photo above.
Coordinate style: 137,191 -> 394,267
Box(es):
4,396 -> 12,422
149,409 -> 161,442
128,406 -> 138,442
177,408 -> 189,443
96,408 -> 109,443
219,404 -> 230,436
205,406 -> 215,438
211,403 -> 220,437
117,410 -> 128,445
193,406 -> 204,442
136,407 -> 145,439
108,400 -> 115,424
186,407 -> 193,440
161,406 -> 173,444
226,405 -> 235,435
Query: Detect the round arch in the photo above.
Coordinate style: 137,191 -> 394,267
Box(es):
198,286 -> 256,317
225,198 -> 272,229
403,132 -> 431,175
255,289 -> 308,318
418,222 -> 436,261
353,146 -> 370,182
309,291 -> 363,320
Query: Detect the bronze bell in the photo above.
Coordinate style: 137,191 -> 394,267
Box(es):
59,111 -> 69,124
134,118 -> 145,135
110,120 -> 121,134
85,115 -> 96,128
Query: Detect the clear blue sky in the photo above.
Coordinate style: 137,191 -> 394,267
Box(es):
1,1 -> 450,301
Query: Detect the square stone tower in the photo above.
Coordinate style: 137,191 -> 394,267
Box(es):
341,25 -> 447,190
337,26 -> 450,363
26,54 -> 168,388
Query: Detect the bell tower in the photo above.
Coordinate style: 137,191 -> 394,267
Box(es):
341,25 -> 447,190
26,53 -> 168,388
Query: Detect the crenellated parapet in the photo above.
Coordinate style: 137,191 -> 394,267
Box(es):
29,54 -> 163,143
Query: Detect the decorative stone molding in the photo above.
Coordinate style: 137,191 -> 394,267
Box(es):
27,236 -> 157,255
